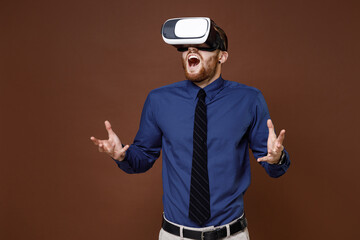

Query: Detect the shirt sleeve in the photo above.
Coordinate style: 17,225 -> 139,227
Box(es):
248,91 -> 290,178
114,92 -> 162,173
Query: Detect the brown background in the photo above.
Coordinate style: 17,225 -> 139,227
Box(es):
1,0 -> 359,239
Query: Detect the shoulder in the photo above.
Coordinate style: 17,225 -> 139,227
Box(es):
222,80 -> 269,116
223,79 -> 263,98
221,80 -> 268,110
148,80 -> 187,97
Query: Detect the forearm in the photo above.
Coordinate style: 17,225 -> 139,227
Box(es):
113,143 -> 160,174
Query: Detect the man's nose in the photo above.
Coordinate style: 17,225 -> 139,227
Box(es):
188,47 -> 198,52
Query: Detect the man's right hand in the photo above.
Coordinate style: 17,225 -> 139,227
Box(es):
90,120 -> 129,161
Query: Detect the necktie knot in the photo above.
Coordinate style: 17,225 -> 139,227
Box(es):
197,89 -> 206,100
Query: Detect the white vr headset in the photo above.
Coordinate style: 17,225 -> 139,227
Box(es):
161,17 -> 227,51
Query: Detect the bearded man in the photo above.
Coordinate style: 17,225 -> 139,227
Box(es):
91,18 -> 290,240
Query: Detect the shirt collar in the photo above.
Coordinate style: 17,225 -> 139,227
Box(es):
186,76 -> 225,101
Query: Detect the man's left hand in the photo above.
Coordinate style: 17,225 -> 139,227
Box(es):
257,119 -> 286,164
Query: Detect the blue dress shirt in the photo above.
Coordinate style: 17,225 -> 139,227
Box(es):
115,76 -> 290,228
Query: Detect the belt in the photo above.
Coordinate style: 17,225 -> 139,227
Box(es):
162,215 -> 247,240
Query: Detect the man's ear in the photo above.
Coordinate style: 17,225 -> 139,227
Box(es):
218,51 -> 229,64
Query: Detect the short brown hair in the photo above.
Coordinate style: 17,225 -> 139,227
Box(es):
211,20 -> 228,51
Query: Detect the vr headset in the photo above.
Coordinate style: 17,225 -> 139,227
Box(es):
161,17 -> 227,52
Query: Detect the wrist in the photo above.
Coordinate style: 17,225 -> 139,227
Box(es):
112,144 -> 125,161
112,154 -> 126,162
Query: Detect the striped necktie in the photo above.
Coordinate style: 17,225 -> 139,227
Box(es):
189,88 -> 210,225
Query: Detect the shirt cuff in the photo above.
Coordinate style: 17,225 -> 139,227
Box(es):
264,149 -> 290,177
112,154 -> 135,174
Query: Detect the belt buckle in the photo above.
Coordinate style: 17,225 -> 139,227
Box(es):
201,231 -> 206,240
200,229 -> 216,240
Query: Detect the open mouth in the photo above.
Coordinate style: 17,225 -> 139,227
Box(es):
188,55 -> 200,67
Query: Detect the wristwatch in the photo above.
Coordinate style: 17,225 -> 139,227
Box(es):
277,150 -> 286,165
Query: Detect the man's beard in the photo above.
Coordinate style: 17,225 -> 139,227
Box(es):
182,55 -> 218,83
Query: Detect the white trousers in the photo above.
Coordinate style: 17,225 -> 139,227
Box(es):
159,217 -> 250,240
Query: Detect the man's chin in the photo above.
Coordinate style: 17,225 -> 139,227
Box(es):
184,67 -> 202,80
185,72 -> 204,82
186,68 -> 200,75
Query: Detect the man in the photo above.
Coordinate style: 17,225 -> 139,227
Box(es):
91,18 -> 290,240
